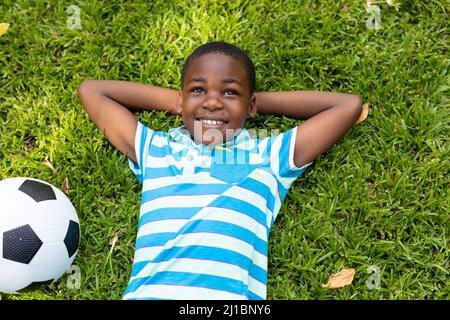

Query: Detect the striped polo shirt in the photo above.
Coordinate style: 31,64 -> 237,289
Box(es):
123,121 -> 311,300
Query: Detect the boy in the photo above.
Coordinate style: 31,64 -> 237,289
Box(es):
78,41 -> 362,300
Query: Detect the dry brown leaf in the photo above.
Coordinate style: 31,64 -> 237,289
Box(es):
0,23 -> 10,37
63,176 -> 70,194
109,229 -> 127,246
355,103 -> 369,125
42,156 -> 56,172
322,268 -> 356,289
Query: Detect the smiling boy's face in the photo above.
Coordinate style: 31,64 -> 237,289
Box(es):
179,53 -> 256,146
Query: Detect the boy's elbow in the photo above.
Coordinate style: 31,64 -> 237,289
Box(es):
349,95 -> 364,124
339,93 -> 362,112
349,95 -> 363,116
78,80 -> 102,105
78,80 -> 99,113
350,95 -> 362,109
78,80 -> 94,97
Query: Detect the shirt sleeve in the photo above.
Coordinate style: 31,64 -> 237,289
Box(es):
127,121 -> 153,184
262,126 -> 313,194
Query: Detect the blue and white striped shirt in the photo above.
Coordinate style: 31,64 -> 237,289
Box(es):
124,121 -> 311,300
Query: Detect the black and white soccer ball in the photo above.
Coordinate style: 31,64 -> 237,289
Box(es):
0,177 -> 80,294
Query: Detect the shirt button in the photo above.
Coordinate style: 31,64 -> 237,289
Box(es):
186,155 -> 193,161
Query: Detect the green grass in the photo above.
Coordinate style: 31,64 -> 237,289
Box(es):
0,0 -> 448,300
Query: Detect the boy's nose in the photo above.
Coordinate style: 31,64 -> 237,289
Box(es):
202,95 -> 223,110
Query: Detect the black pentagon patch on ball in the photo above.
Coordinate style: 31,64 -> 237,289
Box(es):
17,279 -> 54,293
3,224 -> 43,264
64,220 -> 80,258
18,179 -> 56,202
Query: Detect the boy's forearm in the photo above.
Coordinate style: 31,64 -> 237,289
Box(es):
79,80 -> 180,115
255,91 -> 362,120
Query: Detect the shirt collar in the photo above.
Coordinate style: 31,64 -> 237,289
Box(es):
168,126 -> 252,152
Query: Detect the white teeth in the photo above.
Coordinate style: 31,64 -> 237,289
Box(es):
200,119 -> 223,125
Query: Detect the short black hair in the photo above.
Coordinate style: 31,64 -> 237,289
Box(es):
181,41 -> 256,94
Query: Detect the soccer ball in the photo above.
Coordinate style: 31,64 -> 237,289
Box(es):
0,177 -> 80,294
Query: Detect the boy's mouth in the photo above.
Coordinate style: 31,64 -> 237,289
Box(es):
195,118 -> 227,127
192,118 -> 234,145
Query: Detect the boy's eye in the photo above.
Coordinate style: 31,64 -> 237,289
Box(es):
191,87 -> 205,94
224,89 -> 238,96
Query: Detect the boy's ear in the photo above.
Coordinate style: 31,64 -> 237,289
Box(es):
247,94 -> 257,119
177,91 -> 183,114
